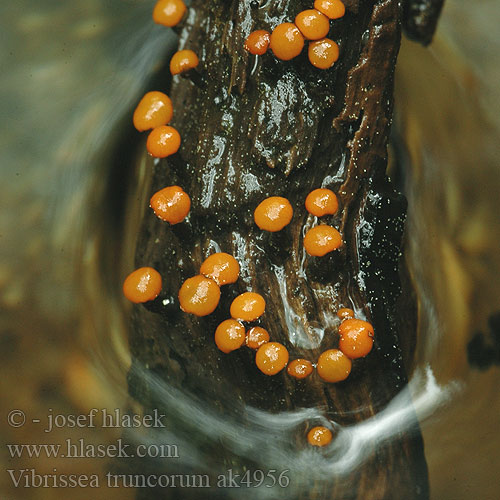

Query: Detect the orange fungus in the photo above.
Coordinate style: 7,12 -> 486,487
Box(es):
304,225 -> 342,256
256,342 -> 289,375
244,30 -> 271,55
246,326 -> 270,350
295,9 -> 330,40
152,0 -> 187,27
170,50 -> 199,75
269,23 -> 304,61
215,319 -> 246,353
133,91 -> 173,132
230,292 -> 266,322
338,318 -> 374,359
146,125 -> 181,158
308,38 -> 339,69
123,267 -> 162,303
337,308 -> 354,320
200,253 -> 240,286
314,0 -> 346,20
307,426 -> 333,447
316,349 -> 352,382
150,185 -> 190,224
305,188 -> 339,216
254,196 -> 293,232
178,275 -> 221,316
287,359 -> 313,379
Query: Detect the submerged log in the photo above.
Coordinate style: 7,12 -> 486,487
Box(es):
125,0 -> 430,498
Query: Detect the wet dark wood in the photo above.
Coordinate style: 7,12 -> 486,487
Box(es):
403,0 -> 445,45
126,0 -> 429,498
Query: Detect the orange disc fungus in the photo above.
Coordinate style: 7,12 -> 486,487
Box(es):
317,349 -> 352,382
244,30 -> 271,55
287,359 -> 313,379
295,9 -> 330,40
338,318 -> 374,359
150,185 -> 190,224
304,225 -> 342,256
246,326 -> 270,350
133,91 -> 173,132
305,188 -> 339,216
215,319 -> 246,353
256,342 -> 289,375
152,0 -> 187,27
337,307 -> 354,320
170,49 -> 199,75
178,275 -> 221,316
314,0 -> 346,20
146,125 -> 181,158
254,196 -> 293,232
307,426 -> 333,447
200,253 -> 240,286
308,38 -> 339,69
230,292 -> 266,322
123,267 -> 162,303
269,23 -> 305,61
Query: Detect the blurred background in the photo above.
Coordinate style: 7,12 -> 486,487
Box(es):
1,0 -> 499,499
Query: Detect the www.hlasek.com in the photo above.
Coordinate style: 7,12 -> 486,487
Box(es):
7,469 -> 291,489
7,438 -> 179,459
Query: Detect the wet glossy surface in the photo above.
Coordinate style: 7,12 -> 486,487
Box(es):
133,91 -> 173,131
255,342 -> 289,375
123,267 -> 162,303
295,9 -> 330,41
153,0 -> 187,28
215,319 -> 246,353
178,275 -> 221,316
150,185 -> 191,224
317,349 -> 352,382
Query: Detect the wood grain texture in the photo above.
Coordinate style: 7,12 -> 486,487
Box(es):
126,1 -> 429,498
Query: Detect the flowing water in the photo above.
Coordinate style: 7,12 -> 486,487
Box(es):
1,1 -> 499,499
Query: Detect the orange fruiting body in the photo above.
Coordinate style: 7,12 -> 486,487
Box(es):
287,359 -> 313,379
152,0 -> 187,27
246,326 -> 270,350
308,38 -> 339,69
256,342 -> 289,375
215,319 -> 246,353
305,188 -> 339,216
337,307 -> 354,320
307,426 -> 333,447
150,185 -> 190,224
244,30 -> 271,55
230,292 -> 266,322
304,225 -> 342,256
123,267 -> 162,303
254,196 -> 293,232
200,253 -> 240,286
170,50 -> 199,75
146,125 -> 181,158
295,9 -> 330,40
338,318 -> 374,359
133,91 -> 173,132
178,275 -> 221,316
314,0 -> 346,20
316,349 -> 352,382
269,23 -> 305,61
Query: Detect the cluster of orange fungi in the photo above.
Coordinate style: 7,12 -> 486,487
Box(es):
254,188 -> 342,257
123,0 -> 372,449
245,0 -> 345,69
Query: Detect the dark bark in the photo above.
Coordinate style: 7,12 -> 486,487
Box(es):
125,0 -> 429,498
